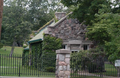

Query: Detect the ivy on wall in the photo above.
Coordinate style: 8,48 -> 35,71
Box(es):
22,49 -> 29,66
30,42 -> 42,68
22,34 -> 62,72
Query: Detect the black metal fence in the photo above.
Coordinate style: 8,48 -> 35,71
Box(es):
0,53 -> 118,78
0,54 -> 56,77
70,56 -> 118,78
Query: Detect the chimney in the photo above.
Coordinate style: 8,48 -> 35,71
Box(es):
55,12 -> 66,20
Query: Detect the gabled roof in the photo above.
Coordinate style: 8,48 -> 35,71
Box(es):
49,12 -> 72,28
28,19 -> 54,44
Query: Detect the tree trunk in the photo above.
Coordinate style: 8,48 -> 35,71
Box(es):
29,44 -> 32,66
10,40 -> 15,57
0,0 -> 3,41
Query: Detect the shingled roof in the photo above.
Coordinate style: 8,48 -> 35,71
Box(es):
28,19 -> 54,44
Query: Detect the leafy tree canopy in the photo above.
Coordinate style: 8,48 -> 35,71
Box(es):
2,0 -> 33,56
61,0 -> 120,62
61,0 -> 111,25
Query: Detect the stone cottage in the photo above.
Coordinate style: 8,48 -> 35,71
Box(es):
23,12 -> 93,55
44,12 -> 92,52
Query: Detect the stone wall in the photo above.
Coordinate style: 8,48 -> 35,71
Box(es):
49,18 -> 87,40
56,49 -> 71,78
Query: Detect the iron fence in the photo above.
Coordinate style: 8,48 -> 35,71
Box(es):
70,56 -> 118,78
0,54 -> 56,77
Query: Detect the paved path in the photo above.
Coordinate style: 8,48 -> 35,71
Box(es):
0,77 -> 55,78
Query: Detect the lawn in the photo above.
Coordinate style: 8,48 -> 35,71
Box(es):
71,76 -> 100,78
104,63 -> 117,77
0,46 -> 23,55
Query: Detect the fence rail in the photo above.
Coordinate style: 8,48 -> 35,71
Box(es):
70,56 -> 118,78
0,54 -> 56,77
0,54 -> 119,78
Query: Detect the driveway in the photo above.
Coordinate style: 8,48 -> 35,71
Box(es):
0,77 -> 55,78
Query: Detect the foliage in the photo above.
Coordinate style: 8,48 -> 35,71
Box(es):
42,35 -> 62,53
45,67 -> 55,72
87,13 -> 120,62
31,42 -> 42,68
2,0 -> 33,56
61,0 -> 111,25
22,50 -> 29,66
0,42 -> 3,49
71,49 -> 105,73
62,0 -> 120,62
26,0 -> 67,30
41,34 -> 62,71
2,0 -> 67,56
70,50 -> 89,71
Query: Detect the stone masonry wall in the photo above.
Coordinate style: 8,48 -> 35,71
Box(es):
56,49 -> 71,78
49,18 -> 87,40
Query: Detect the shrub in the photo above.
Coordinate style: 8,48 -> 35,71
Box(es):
70,49 -> 105,73
45,67 -> 55,72
41,34 -> 62,71
88,63 -> 97,73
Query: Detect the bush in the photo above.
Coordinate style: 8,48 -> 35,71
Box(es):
70,49 -> 105,73
45,67 -> 55,72
88,63 -> 97,73
41,34 -> 62,71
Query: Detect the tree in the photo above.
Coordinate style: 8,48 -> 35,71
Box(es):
61,0 -> 111,25
61,0 -> 120,62
2,0 -> 33,56
86,12 -> 120,63
26,0 -> 67,30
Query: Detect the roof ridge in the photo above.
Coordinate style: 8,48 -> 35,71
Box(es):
49,12 -> 72,28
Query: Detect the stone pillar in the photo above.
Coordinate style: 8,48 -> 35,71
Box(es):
56,49 -> 71,78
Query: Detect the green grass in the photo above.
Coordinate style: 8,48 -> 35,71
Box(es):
0,46 -> 23,55
71,76 -> 100,78
104,63 -> 117,77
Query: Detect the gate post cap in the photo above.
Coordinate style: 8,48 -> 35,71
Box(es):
56,49 -> 71,54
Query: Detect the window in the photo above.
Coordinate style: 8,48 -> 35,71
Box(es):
72,51 -> 78,53
62,45 -> 66,49
83,45 -> 88,50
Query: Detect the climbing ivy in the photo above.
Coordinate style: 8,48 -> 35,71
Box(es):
30,42 -> 42,68
22,34 -> 62,72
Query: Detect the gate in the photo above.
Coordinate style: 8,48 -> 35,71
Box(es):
70,55 -> 118,78
0,54 -> 56,77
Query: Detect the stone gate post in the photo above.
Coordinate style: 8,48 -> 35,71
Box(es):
56,49 -> 71,78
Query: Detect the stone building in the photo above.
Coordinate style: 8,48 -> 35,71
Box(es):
44,12 -> 92,52
23,12 -> 93,55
